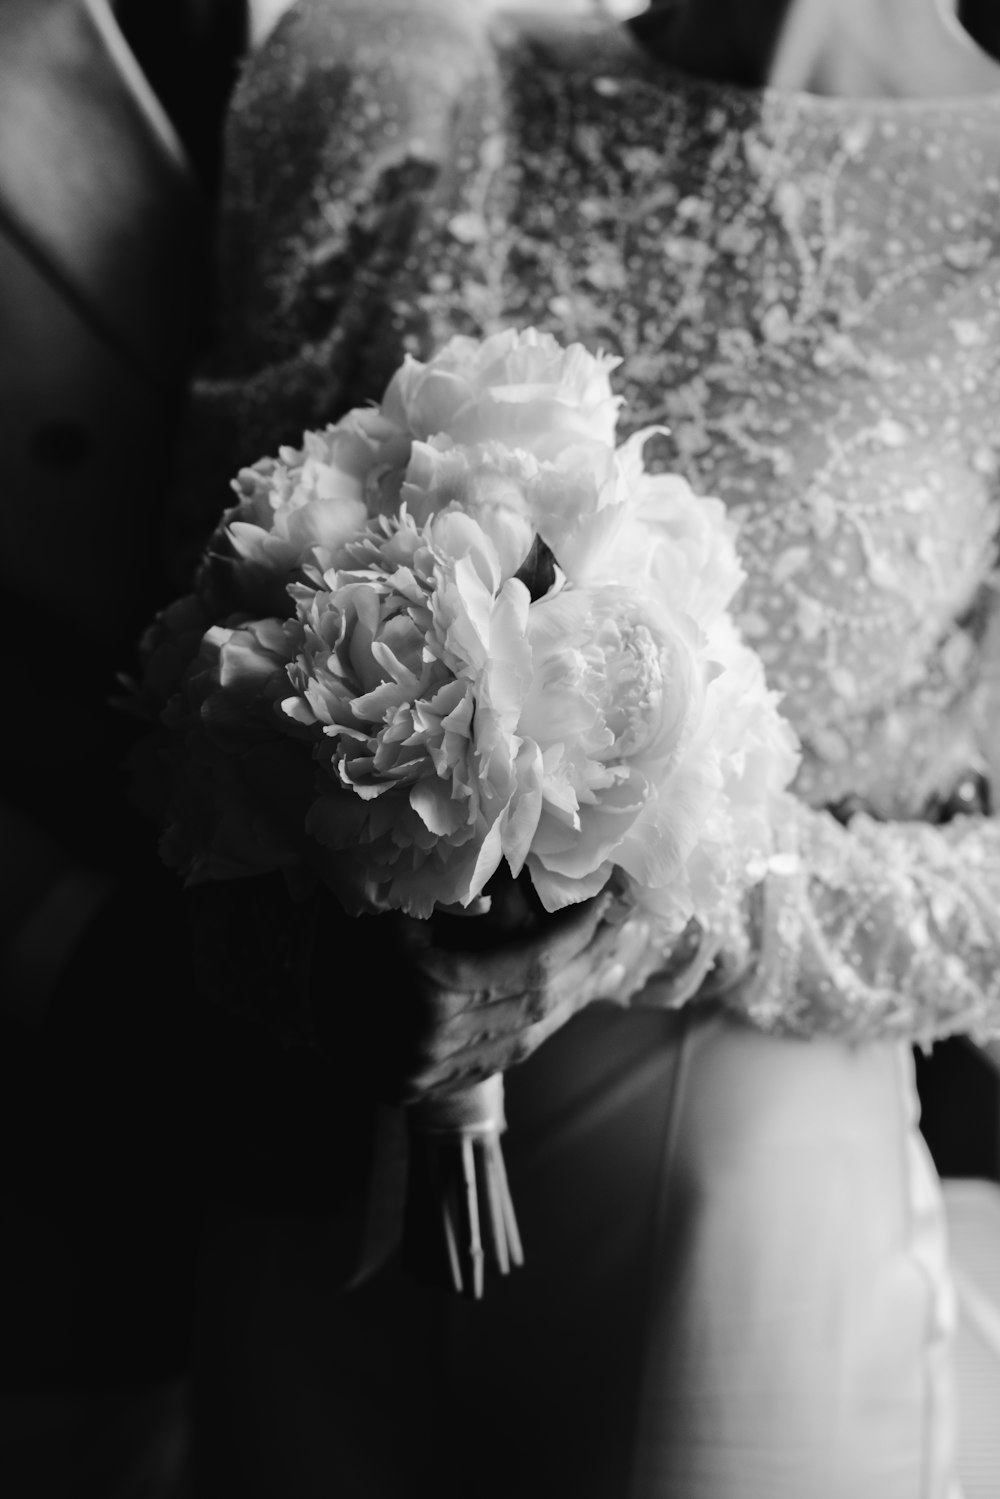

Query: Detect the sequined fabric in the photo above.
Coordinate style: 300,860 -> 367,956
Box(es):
189,0 -> 1000,1043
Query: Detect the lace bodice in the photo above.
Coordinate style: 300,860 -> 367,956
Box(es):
490,27 -> 1000,819
190,0 -> 1000,1044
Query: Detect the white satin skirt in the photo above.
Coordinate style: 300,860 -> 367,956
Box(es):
193,1004 -> 959,1499
628,1007 -> 959,1499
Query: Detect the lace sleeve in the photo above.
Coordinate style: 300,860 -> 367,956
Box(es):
172,0 -> 500,567
721,794 -> 1000,1047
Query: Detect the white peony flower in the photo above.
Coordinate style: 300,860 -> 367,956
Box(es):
543,430 -> 746,629
516,573 -> 799,937
158,617 -> 316,884
200,412 -> 392,617
380,326 -> 623,459
281,510 -> 543,917
130,591 -> 213,722
376,429 -> 626,586
516,582 -> 719,924
385,438 -> 539,580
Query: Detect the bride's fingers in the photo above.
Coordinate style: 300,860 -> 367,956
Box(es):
433,918 -> 627,1046
401,993 -> 582,1102
401,923 -> 628,1092
392,890 -> 614,1015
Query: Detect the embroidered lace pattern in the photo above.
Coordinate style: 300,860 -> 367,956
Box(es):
192,1 -> 1000,1042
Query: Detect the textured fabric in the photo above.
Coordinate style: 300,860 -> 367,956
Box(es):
181,3 -> 1000,1493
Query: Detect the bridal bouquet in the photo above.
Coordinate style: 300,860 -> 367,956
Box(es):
132,328 -> 799,1297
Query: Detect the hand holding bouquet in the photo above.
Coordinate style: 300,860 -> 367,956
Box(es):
131,328 -> 799,1297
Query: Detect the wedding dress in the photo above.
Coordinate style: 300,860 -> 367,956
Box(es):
187,3 -> 1000,1496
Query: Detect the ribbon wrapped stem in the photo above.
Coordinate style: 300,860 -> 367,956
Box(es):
404,1073 -> 523,1299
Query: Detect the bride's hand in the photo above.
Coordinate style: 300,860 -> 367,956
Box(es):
312,882 -> 710,1105
378,892 -> 712,1105
385,890 -> 627,1103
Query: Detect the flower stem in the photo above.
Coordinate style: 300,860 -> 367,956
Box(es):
403,1075 -> 523,1299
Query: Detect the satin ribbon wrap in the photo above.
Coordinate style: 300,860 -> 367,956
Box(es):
409,1073 -> 508,1136
404,1073 -> 523,1299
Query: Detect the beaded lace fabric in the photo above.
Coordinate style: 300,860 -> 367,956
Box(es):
189,0 -> 1000,1045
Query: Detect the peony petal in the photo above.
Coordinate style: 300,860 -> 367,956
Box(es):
465,817 -> 505,903
409,777 -> 468,837
500,738 -> 544,876
369,637 -> 422,697
532,771 -> 644,870
436,555 -> 494,671
614,758 -> 723,886
526,855 -> 613,912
